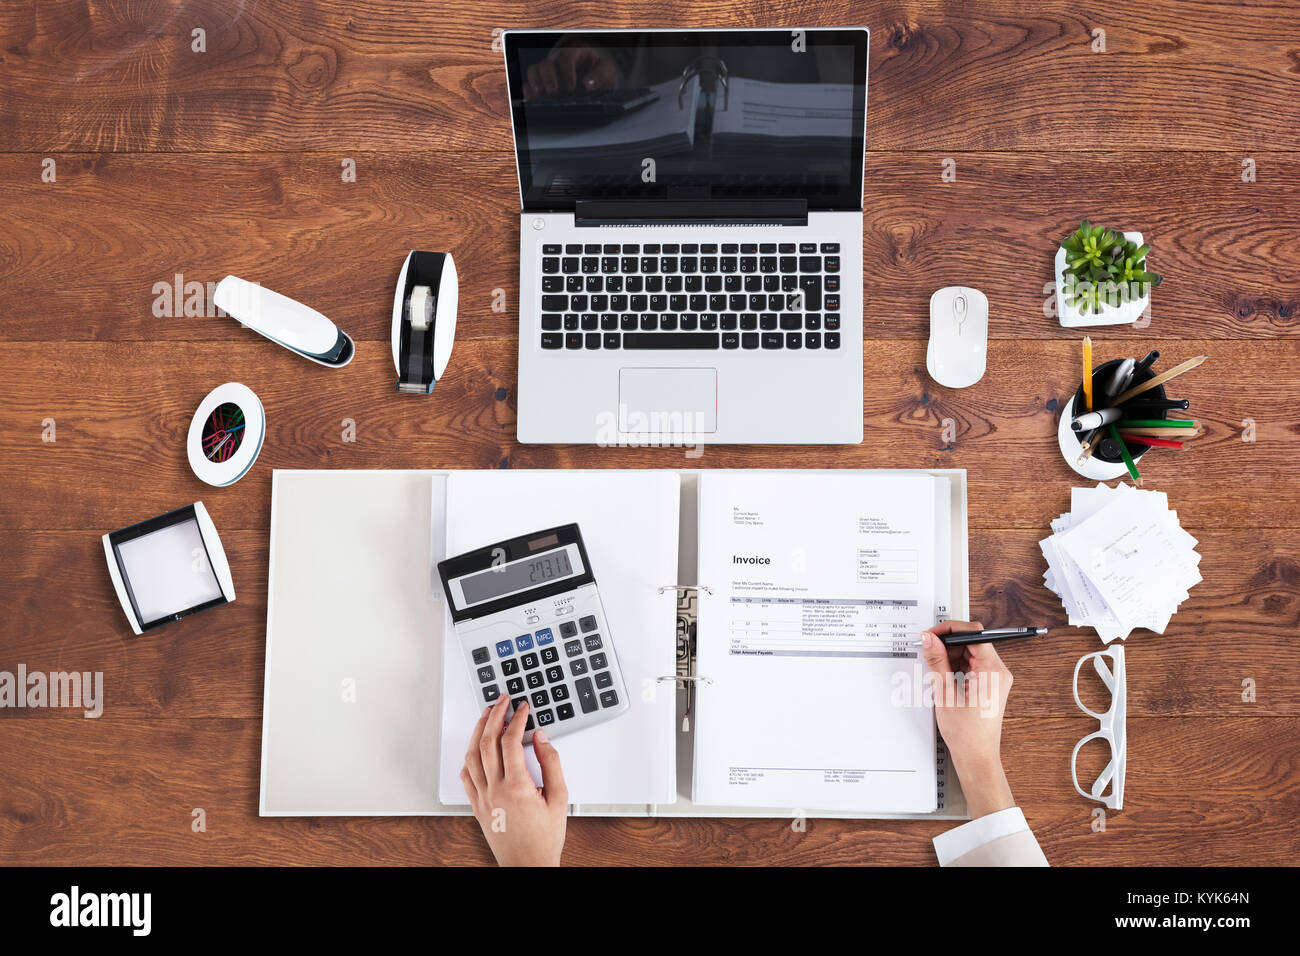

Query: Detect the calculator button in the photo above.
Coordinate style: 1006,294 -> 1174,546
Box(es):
599,690 -> 620,709
507,677 -> 524,695
590,652 -> 607,670
555,605 -> 574,616
535,709 -> 555,726
482,685 -> 500,702
515,634 -> 534,652
551,684 -> 570,702
557,703 -> 575,721
570,658 -> 588,676
472,647 -> 490,665
545,665 -> 564,683
564,640 -> 583,658
579,615 -> 598,632
526,672 -> 544,689
525,716 -> 535,731
495,640 -> 514,658
521,653 -> 539,670
559,621 -> 578,638
575,678 -> 598,713
531,690 -> 550,708
541,646 -> 559,665
595,671 -> 614,689
510,696 -> 528,714
534,628 -> 554,645
501,658 -> 519,676
584,634 -> 603,652
476,665 -> 495,683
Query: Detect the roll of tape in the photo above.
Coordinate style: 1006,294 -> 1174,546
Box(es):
409,285 -> 434,331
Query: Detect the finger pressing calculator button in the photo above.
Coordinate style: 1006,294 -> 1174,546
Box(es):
507,677 -> 524,695
579,615 -> 598,632
575,677 -> 598,713
557,703 -> 575,721
515,634 -> 534,652
541,647 -> 559,665
551,684 -> 570,702
476,665 -> 495,683
526,672 -> 544,689
545,666 -> 564,683
559,621 -> 578,638
495,640 -> 515,658
502,659 -> 519,676
584,634 -> 603,652
564,640 -> 583,658
472,647 -> 490,665
536,709 -> 555,726
595,671 -> 613,690
521,653 -> 539,670
531,690 -> 550,708
570,658 -> 588,676
510,696 -> 528,714
599,690 -> 620,709
483,685 -> 500,702
535,628 -> 554,646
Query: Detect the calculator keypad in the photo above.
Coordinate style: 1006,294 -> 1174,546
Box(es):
466,607 -> 627,740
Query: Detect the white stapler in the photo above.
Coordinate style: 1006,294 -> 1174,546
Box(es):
392,251 -> 458,394
213,276 -> 355,368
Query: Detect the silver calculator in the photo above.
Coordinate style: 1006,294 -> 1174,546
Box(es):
438,523 -> 630,742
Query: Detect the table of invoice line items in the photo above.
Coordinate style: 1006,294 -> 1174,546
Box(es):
727,596 -> 924,659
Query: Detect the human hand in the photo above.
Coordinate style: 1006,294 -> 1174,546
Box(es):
460,695 -> 569,866
920,620 -> 1015,819
523,44 -> 617,99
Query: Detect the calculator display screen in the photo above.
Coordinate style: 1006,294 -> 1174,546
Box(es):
459,547 -> 577,605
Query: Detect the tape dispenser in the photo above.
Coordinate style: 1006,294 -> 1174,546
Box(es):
392,251 -> 458,394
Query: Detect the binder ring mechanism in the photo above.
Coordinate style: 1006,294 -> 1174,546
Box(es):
678,57 -> 729,110
657,584 -> 714,687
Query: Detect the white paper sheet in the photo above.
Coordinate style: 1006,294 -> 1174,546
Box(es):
436,470 -> 680,806
1040,483 -> 1201,642
691,472 -> 939,812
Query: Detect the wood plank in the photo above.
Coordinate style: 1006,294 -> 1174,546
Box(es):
2,151 -> 1298,342
0,716 -> 1293,864
1,527 -> 1292,718
0,339 -> 1289,531
2,2 -> 1298,153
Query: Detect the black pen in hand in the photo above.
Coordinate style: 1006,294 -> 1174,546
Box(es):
913,626 -> 1049,647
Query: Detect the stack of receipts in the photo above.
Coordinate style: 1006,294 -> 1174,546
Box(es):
1040,483 -> 1202,643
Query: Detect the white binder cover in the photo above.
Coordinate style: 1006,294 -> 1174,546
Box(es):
260,469 -> 968,819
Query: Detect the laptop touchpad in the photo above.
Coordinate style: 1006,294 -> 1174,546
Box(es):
618,368 -> 717,434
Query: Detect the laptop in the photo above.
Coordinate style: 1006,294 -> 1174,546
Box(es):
504,28 -> 869,445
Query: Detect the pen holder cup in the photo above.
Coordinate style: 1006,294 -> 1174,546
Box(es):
1057,358 -> 1167,480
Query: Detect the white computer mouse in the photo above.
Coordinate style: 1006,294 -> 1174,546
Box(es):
926,286 -> 989,388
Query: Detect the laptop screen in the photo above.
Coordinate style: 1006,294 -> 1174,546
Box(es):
503,29 -> 869,212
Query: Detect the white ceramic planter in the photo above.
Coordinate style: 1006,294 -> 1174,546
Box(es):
1055,230 -> 1151,328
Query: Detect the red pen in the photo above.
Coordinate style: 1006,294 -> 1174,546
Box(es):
1122,434 -> 1186,450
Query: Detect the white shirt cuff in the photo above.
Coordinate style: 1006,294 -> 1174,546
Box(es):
932,807 -> 1030,866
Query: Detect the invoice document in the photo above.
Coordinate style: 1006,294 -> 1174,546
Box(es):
692,472 -> 940,812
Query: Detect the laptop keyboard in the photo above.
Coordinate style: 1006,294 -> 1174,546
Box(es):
538,242 -> 843,351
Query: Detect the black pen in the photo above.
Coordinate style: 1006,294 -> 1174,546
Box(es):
915,626 -> 1049,647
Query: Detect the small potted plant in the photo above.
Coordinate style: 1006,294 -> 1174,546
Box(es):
1055,221 -> 1162,327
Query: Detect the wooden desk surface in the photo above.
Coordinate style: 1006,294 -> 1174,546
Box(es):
1,2 -> 1298,866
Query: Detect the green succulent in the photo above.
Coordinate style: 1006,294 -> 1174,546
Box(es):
1060,223 -> 1163,313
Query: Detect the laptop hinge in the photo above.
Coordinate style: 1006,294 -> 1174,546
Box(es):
575,199 -> 808,227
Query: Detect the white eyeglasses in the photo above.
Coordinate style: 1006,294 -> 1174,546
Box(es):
1071,645 -> 1126,810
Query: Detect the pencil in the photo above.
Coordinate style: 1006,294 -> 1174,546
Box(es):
1109,424 -> 1141,486
1116,418 -> 1196,429
1082,336 -> 1094,412
1119,426 -> 1204,438
1121,435 -> 1186,450
1112,354 -> 1209,405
